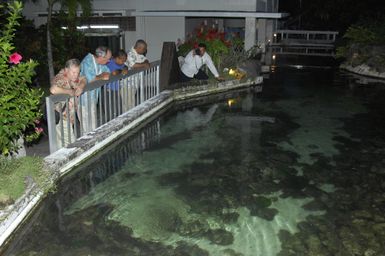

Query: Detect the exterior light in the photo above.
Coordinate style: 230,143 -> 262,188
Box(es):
77,25 -> 89,30
62,25 -> 120,30
272,54 -> 276,60
90,25 -> 119,29
227,99 -> 235,107
273,33 -> 277,37
228,68 -> 246,80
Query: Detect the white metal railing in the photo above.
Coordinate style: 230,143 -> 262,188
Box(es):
270,45 -> 335,57
273,30 -> 338,46
46,60 -> 160,154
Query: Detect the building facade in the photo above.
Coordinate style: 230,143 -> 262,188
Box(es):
22,0 -> 287,61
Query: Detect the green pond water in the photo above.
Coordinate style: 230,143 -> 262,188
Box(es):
6,67 -> 385,256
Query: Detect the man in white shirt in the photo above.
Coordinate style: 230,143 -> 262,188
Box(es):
126,39 -> 150,69
180,43 -> 223,82
124,40 -> 150,110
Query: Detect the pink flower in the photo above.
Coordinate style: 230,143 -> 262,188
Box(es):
9,52 -> 22,64
35,127 -> 43,133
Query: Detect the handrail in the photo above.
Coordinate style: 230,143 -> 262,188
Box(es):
276,30 -> 339,35
48,60 -> 160,102
273,30 -> 339,46
46,60 -> 160,153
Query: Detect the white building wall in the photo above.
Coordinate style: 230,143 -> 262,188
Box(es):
135,0 -> 257,11
21,0 -> 281,60
265,19 -> 275,44
23,0 -> 259,20
245,17 -> 257,50
257,19 -> 267,47
88,0 -> 136,11
124,31 -> 138,52
136,16 -> 185,61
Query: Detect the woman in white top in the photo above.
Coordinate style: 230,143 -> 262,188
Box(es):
180,43 -> 223,82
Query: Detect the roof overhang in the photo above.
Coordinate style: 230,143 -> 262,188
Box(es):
133,11 -> 289,19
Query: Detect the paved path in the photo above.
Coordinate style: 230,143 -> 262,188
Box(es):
25,135 -> 50,158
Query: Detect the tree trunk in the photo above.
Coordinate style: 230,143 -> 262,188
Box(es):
47,0 -> 54,82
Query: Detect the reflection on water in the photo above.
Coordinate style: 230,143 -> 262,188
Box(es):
6,68 -> 385,256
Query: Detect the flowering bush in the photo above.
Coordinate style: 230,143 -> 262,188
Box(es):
24,119 -> 44,146
177,23 -> 243,69
0,1 -> 42,156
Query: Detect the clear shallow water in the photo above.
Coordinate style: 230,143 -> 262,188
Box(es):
7,68 -> 385,256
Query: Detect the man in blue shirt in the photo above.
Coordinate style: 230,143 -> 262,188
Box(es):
102,49 -> 128,121
79,46 -> 111,133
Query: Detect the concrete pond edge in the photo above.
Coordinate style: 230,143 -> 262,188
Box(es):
340,63 -> 385,80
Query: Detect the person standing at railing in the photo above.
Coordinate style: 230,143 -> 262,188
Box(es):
79,46 -> 111,133
50,59 -> 86,147
103,49 -> 128,122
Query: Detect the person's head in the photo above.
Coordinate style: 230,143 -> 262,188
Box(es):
134,39 -> 147,55
64,58 -> 80,82
94,46 -> 112,65
113,49 -> 127,65
196,43 -> 207,56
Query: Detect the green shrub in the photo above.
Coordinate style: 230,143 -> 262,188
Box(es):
335,46 -> 348,59
0,156 -> 46,207
0,1 -> 42,156
343,25 -> 377,45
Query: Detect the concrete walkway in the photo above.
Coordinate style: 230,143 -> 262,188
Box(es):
25,135 -> 50,158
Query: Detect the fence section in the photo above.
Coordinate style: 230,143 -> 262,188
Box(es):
46,61 -> 160,154
273,30 -> 338,46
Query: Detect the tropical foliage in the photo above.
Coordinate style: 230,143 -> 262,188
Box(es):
0,1 -> 42,155
336,18 -> 385,71
14,16 -> 89,87
30,0 -> 92,81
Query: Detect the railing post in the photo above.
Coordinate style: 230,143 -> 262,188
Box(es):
156,65 -> 160,95
46,96 -> 58,154
140,71 -> 144,104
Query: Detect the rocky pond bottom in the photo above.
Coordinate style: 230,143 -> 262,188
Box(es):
6,68 -> 385,256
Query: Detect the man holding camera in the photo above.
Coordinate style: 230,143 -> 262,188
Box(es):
180,43 -> 223,82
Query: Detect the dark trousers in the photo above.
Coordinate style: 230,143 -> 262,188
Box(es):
180,69 -> 209,82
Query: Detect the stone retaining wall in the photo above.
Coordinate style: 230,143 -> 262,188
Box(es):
340,63 -> 385,80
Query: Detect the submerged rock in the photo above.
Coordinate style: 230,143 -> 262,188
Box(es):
249,207 -> 278,221
220,211 -> 240,224
174,241 -> 209,256
177,219 -> 209,237
205,228 -> 234,245
221,248 -> 244,256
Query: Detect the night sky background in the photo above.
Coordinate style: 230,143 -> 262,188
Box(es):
279,0 -> 385,33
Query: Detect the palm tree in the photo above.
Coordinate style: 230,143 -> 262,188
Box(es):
28,0 -> 92,81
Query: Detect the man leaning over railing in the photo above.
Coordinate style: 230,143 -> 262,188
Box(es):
123,39 -> 151,108
50,59 -> 86,147
126,39 -> 150,70
79,46 -> 111,133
